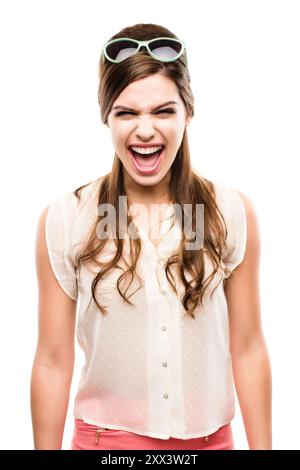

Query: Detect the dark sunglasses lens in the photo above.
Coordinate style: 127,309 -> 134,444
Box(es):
149,39 -> 183,59
105,40 -> 138,61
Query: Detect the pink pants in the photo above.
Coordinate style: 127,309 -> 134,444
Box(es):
70,419 -> 235,450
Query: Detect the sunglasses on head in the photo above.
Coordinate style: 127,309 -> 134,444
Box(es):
101,37 -> 188,65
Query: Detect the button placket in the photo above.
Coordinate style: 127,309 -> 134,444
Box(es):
155,257 -> 173,302
133,210 -> 174,434
160,290 -> 171,407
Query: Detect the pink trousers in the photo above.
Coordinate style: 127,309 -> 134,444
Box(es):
70,419 -> 235,450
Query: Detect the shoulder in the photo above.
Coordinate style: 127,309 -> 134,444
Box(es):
209,180 -> 261,274
236,190 -> 259,237
212,179 -> 260,239
46,176 -> 104,224
214,181 -> 260,272
40,176 -> 105,246
58,176 -> 103,213
236,190 -> 261,265
211,179 -> 247,222
211,179 -> 257,219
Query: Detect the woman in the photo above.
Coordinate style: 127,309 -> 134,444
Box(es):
31,23 -> 272,450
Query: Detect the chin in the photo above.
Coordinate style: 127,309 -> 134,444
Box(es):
131,172 -> 165,185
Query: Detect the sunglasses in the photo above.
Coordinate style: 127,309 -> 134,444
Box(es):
101,37 -> 188,65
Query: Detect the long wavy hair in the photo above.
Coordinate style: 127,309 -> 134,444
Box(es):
73,23 -> 228,319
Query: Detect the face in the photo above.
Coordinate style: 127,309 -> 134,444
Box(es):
106,73 -> 191,192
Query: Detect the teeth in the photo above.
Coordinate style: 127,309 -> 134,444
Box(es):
131,145 -> 163,155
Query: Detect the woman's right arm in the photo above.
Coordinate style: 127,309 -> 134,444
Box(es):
30,206 -> 77,450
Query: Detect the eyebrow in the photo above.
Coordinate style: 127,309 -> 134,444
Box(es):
112,100 -> 178,112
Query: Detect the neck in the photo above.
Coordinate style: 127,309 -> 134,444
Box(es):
123,168 -> 172,207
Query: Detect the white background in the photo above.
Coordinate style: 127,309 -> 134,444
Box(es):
0,0 -> 299,450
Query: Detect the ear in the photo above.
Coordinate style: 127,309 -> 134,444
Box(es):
186,115 -> 192,127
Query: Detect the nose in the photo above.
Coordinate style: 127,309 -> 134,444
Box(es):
134,115 -> 156,140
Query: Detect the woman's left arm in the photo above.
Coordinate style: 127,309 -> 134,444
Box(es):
224,192 -> 272,450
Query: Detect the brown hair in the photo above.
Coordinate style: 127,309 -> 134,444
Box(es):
73,23 -> 228,319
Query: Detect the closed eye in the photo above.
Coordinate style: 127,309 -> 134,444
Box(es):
115,108 -> 176,117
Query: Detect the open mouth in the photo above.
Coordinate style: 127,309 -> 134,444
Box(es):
129,146 -> 165,174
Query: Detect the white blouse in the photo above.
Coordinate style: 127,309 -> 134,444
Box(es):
44,176 -> 247,440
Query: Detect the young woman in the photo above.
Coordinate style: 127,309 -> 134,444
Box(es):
31,23 -> 272,450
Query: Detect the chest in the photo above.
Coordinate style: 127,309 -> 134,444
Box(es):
129,204 -> 175,250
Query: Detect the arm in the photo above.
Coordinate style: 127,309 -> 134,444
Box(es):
30,206 -> 77,450
224,192 -> 272,450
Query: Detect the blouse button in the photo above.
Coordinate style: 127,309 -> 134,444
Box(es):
161,289 -> 167,296
204,436 -> 209,442
163,394 -> 168,399
161,326 -> 167,331
162,361 -> 168,367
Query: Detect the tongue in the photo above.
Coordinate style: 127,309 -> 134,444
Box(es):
132,149 -> 161,167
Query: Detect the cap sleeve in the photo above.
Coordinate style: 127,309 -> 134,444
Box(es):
45,195 -> 79,301
222,188 -> 248,279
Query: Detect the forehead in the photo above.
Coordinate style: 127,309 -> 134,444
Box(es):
113,74 -> 180,109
